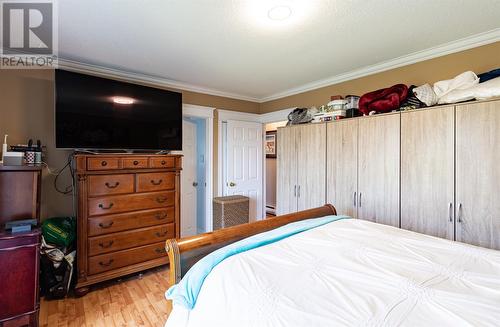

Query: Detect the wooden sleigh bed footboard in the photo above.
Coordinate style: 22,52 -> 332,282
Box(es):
165,204 -> 337,286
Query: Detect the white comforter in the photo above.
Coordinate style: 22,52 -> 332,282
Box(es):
166,219 -> 500,327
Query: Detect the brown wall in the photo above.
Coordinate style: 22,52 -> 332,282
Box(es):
0,69 -> 259,219
260,41 -> 500,113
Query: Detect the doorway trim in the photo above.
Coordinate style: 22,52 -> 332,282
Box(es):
183,104 -> 215,232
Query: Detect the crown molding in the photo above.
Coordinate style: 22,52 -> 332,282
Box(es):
259,29 -> 500,102
56,58 -> 261,103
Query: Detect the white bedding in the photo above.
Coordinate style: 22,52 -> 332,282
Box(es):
166,219 -> 500,327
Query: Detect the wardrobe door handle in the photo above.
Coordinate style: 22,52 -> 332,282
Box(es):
294,185 -> 297,197
105,182 -> 120,189
99,259 -> 114,267
151,179 -> 163,186
458,203 -> 463,223
298,185 -> 301,198
98,241 -> 114,248
353,192 -> 357,207
448,203 -> 453,222
359,193 -> 362,207
98,221 -> 114,229
98,203 -> 114,210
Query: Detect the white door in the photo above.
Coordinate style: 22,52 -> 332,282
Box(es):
181,119 -> 197,237
225,120 -> 263,221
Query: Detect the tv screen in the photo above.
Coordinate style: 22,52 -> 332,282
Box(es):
55,70 -> 182,150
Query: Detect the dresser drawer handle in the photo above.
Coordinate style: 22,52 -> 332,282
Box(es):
98,221 -> 114,228
161,160 -> 166,165
98,203 -> 114,210
98,240 -> 114,248
133,160 -> 139,166
101,161 -> 108,167
151,179 -> 163,186
156,196 -> 167,204
155,212 -> 167,220
155,248 -> 166,254
105,182 -> 120,189
99,259 -> 114,267
155,231 -> 168,238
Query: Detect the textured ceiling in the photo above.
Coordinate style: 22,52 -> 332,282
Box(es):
59,0 -> 500,101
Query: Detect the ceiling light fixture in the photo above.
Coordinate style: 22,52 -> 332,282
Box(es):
267,5 -> 292,21
112,96 -> 135,105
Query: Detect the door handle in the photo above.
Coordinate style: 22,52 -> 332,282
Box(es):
98,203 -> 114,210
359,193 -> 362,207
228,182 -> 236,187
155,212 -> 167,220
353,192 -> 357,207
448,203 -> 453,222
294,185 -> 297,197
98,259 -> 114,267
458,203 -> 463,223
156,196 -> 167,204
98,221 -> 114,229
98,240 -> 114,248
105,182 -> 120,189
192,182 -> 198,187
297,185 -> 301,198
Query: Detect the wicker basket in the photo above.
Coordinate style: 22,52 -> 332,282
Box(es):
213,195 -> 249,230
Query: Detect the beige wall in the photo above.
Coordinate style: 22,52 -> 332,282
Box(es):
260,41 -> 500,113
0,69 -> 259,219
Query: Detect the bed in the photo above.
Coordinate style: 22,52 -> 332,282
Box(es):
164,205 -> 500,327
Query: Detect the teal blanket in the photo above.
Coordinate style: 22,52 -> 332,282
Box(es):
166,215 -> 349,310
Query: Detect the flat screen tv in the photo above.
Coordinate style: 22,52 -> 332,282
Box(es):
55,70 -> 182,151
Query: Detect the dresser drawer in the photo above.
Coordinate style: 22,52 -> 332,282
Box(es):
88,174 -> 134,197
88,242 -> 168,275
88,207 -> 174,236
149,157 -> 176,168
88,191 -> 175,216
136,172 -> 175,192
122,157 -> 148,169
88,223 -> 174,256
87,158 -> 120,171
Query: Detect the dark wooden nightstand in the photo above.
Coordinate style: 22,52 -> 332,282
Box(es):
0,164 -> 42,327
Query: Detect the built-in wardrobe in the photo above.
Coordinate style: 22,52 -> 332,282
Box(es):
276,98 -> 500,250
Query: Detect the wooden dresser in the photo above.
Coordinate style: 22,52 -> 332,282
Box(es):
74,154 -> 182,295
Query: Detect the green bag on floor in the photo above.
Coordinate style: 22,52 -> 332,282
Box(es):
42,217 -> 76,248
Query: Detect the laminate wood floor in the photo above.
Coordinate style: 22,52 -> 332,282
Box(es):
39,266 -> 172,327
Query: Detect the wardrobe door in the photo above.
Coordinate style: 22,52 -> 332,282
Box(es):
358,113 -> 400,227
296,123 -> 326,212
456,101 -> 500,250
276,127 -> 298,215
326,119 -> 358,218
401,107 -> 455,239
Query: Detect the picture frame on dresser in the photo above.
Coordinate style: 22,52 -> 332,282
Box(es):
74,154 -> 182,296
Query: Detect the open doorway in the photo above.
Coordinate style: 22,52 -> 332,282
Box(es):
264,121 -> 287,218
181,104 -> 214,237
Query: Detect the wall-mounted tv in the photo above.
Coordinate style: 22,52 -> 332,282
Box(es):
55,70 -> 182,151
